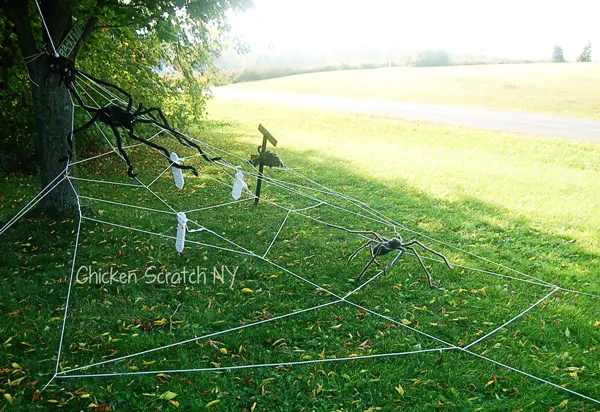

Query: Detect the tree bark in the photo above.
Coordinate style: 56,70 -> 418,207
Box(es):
31,60 -> 78,215
2,0 -> 78,216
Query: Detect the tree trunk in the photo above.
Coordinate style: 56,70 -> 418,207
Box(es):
31,61 -> 78,216
2,0 -> 78,216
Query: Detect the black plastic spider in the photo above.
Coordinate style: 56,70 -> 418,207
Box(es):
249,146 -> 285,168
49,53 -> 220,177
341,229 -> 453,286
48,55 -> 76,88
68,88 -> 219,177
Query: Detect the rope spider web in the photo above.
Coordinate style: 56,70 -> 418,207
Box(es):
5,5 -> 600,404
2,71 -> 598,406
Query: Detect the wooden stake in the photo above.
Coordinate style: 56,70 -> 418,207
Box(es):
254,124 -> 278,205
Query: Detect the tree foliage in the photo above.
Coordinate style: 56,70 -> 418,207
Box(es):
0,0 -> 252,169
552,45 -> 565,62
576,41 -> 592,62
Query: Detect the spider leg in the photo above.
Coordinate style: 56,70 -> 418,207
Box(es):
137,117 -> 222,163
136,106 -> 172,128
78,71 -> 135,111
127,129 -> 198,176
356,255 -> 378,281
369,244 -> 383,266
402,240 -> 453,270
69,84 -> 102,113
60,111 -> 102,161
406,246 -> 435,288
347,240 -> 374,263
324,223 -> 387,242
109,124 -> 136,178
350,230 -> 387,242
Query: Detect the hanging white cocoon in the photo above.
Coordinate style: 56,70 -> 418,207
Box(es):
170,152 -> 185,189
232,168 -> 248,200
176,212 -> 188,253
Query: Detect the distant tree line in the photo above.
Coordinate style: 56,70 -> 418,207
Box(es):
552,42 -> 592,62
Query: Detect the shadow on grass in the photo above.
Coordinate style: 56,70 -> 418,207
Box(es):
0,118 -> 598,410
196,119 -> 598,292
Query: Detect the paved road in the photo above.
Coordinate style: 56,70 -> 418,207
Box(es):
213,88 -> 600,142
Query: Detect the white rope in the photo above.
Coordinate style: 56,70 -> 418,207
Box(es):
465,348 -> 600,405
291,201 -> 325,212
342,293 -> 600,404
80,216 -> 255,258
153,165 -> 568,303
33,0 -> 58,56
343,251 -> 405,299
344,299 -> 459,349
411,253 -> 555,289
462,288 -> 558,350
246,169 -> 560,289
57,299 -> 341,375
53,177 -> 83,375
397,225 -> 556,288
184,198 -> 252,214
23,51 -> 45,63
279,168 -> 560,290
68,150 -> 115,166
555,287 -> 600,299
58,347 -> 454,379
78,195 -> 176,215
262,211 -> 290,258
68,176 -> 145,188
28,72 -> 598,406
0,174 -> 66,235
74,63 -> 567,294
147,164 -> 172,188
72,82 -> 171,168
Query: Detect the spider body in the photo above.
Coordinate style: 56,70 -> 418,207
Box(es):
49,53 -> 221,177
48,55 -> 76,88
66,94 -> 206,178
98,106 -> 134,128
338,228 -> 453,287
250,146 -> 285,168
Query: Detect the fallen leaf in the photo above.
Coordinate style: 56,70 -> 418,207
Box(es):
484,380 -> 495,389
395,384 -> 405,396
9,375 -> 27,386
242,288 -> 254,294
159,391 -> 177,401
4,393 -> 14,404
206,399 -> 220,407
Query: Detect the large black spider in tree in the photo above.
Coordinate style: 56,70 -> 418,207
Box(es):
327,224 -> 453,287
49,55 -> 221,178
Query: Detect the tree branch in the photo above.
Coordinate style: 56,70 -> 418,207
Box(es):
70,0 -> 109,59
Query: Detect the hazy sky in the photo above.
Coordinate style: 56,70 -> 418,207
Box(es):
229,0 -> 600,60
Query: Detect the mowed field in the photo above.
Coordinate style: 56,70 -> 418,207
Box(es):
1,66 -> 600,410
227,63 -> 600,118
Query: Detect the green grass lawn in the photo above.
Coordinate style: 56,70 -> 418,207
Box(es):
226,63 -> 600,119
1,98 -> 599,411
